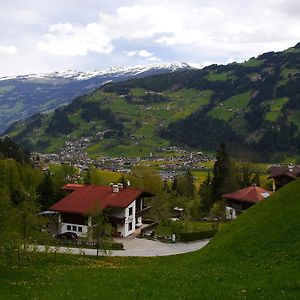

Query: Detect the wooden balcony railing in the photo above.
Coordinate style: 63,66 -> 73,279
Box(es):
135,206 -> 151,217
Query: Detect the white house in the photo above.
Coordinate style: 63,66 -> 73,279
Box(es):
49,183 -> 152,238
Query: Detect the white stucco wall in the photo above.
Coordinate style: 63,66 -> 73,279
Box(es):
58,198 -> 142,238
123,200 -> 136,237
61,222 -> 88,237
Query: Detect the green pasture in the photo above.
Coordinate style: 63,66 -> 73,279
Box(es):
1,181 -> 299,299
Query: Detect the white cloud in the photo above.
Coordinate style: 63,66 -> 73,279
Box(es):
138,50 -> 153,58
37,5 -> 177,56
123,49 -> 160,61
1,0 -> 300,76
123,50 -> 137,57
0,45 -> 18,55
37,22 -> 113,56
147,56 -> 161,62
37,2 -> 300,60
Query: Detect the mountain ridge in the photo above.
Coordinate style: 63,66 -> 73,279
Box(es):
0,62 -> 192,132
5,43 -> 300,160
0,62 -> 192,82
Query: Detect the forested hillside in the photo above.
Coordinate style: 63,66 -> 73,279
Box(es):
0,136 -> 30,164
0,63 -> 191,133
5,43 -> 300,160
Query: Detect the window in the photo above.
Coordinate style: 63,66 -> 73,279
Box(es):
78,227 -> 82,232
72,225 -> 77,231
67,225 -> 71,230
129,207 -> 133,216
128,222 -> 132,231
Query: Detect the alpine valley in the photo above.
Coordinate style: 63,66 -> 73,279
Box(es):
0,63 -> 191,133
4,43 -> 300,161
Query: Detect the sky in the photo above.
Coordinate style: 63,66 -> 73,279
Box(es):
1,0 -> 300,76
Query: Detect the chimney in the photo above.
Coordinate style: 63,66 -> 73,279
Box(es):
288,164 -> 293,172
112,184 -> 119,193
118,183 -> 124,189
127,180 -> 131,187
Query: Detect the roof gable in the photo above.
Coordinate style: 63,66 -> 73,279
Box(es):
268,165 -> 300,179
49,185 -> 152,215
223,186 -> 272,203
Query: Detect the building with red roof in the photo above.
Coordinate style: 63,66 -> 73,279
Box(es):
49,183 -> 153,237
223,185 -> 272,218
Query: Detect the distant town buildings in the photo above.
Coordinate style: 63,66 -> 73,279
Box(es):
31,137 -> 214,179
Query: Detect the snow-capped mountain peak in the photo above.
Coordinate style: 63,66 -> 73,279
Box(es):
0,62 -> 193,82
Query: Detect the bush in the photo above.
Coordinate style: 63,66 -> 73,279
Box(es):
179,229 -> 218,242
99,242 -> 124,250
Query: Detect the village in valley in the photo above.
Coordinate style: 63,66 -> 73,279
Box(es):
25,136 -> 297,248
31,136 -> 214,178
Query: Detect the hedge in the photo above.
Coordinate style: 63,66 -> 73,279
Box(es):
179,229 -> 218,242
99,242 -> 124,250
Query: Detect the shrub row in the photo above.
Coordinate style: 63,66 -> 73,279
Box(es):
179,229 -> 218,242
99,242 -> 124,250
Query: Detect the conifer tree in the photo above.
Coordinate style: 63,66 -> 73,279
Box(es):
199,172 -> 213,214
211,143 -> 239,201
38,174 -> 55,209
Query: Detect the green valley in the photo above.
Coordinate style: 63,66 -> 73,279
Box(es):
5,43 -> 300,161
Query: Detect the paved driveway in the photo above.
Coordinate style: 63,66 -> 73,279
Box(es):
112,237 -> 210,256
36,238 -> 210,257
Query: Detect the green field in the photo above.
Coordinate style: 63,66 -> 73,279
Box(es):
85,89 -> 213,157
208,91 -> 252,121
205,70 -> 234,81
18,88 -> 212,158
1,179 -> 299,299
265,97 -> 289,122
241,58 -> 263,67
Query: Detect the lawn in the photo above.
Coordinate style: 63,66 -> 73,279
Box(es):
1,181 -> 300,299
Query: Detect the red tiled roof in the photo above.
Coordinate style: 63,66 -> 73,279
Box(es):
63,184 -> 85,191
223,186 -> 272,204
49,185 -> 152,215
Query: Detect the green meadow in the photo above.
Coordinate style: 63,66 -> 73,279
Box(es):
1,180 -> 299,299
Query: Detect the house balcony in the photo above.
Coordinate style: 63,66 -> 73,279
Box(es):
108,215 -> 126,225
135,205 -> 151,217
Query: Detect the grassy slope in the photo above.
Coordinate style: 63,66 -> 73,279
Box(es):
1,180 -> 300,299
86,88 -> 212,157
265,97 -> 289,122
7,88 -> 212,157
208,91 -> 252,121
